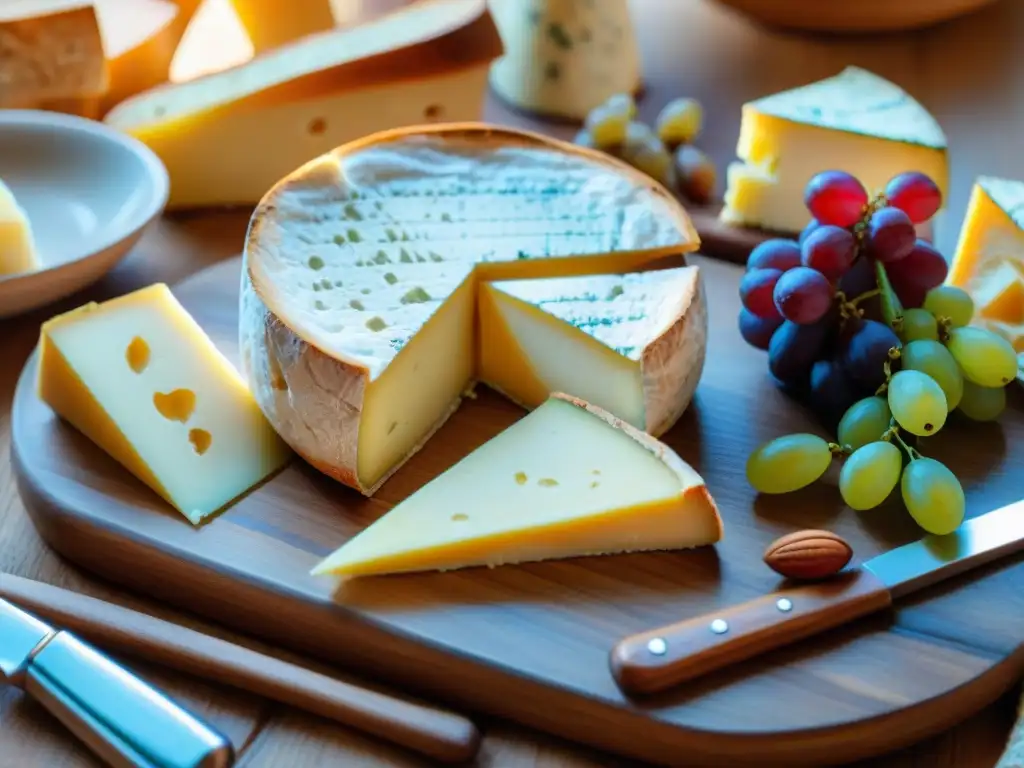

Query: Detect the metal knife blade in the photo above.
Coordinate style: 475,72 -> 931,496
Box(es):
610,499 -> 1024,696
0,597 -> 235,768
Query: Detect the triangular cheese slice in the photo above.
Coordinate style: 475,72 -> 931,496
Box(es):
478,266 -> 705,436
721,66 -> 948,233
0,178 -> 39,275
311,394 -> 722,578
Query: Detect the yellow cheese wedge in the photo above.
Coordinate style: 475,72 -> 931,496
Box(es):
721,67 -> 948,234
0,178 -> 40,276
104,0 -> 505,209
39,283 -> 292,525
227,0 -> 336,54
478,267 -> 705,436
0,2 -> 108,108
312,394 -> 723,578
240,123 -> 703,496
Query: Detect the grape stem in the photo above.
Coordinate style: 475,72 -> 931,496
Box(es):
874,347 -> 901,395
884,424 -> 922,461
873,258 -> 904,332
828,442 -> 851,458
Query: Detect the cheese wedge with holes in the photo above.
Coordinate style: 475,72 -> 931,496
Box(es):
478,267 -> 705,436
948,177 -> 1024,351
104,0 -> 504,208
721,67 -> 948,234
0,2 -> 108,108
312,394 -> 723,578
39,283 -> 291,525
0,178 -> 40,276
240,123 -> 702,496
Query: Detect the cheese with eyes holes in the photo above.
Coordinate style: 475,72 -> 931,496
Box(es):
240,123 -> 704,496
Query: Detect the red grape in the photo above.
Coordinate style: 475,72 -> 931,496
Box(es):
801,225 -> 856,282
804,171 -> 869,228
885,240 -> 949,308
773,266 -> 833,324
866,206 -> 916,263
740,268 -> 783,318
885,172 -> 942,224
746,238 -> 801,272
739,307 -> 783,350
799,219 -> 820,244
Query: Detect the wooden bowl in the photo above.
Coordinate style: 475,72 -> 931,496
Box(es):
711,0 -> 1001,33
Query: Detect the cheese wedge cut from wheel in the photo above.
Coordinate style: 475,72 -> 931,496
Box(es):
0,2 -> 108,108
721,67 -> 948,234
311,394 -> 723,578
0,178 -> 39,276
39,283 -> 292,525
104,0 -> 504,209
227,0 -> 336,54
948,177 -> 1024,344
478,267 -> 706,436
240,123 -> 702,497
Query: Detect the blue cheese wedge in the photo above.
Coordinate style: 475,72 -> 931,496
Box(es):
478,266 -> 706,436
721,66 -> 948,234
241,123 -> 702,496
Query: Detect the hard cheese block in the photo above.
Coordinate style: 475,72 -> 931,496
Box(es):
948,177 -> 1024,353
478,267 -> 705,436
721,66 -> 948,234
240,123 -> 703,497
104,0 -> 504,208
227,0 -> 336,54
0,1 -> 108,108
39,283 -> 292,525
312,394 -> 723,578
488,0 -> 642,120
0,178 -> 40,276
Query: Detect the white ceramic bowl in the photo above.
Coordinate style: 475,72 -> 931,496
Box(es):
0,110 -> 169,319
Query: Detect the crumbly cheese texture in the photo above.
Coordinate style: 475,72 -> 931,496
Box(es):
478,267 -> 705,435
312,394 -> 723,578
0,1 -> 108,107
39,283 -> 292,525
487,0 -> 641,120
104,0 -> 502,208
949,177 -> 1024,352
721,66 -> 949,234
0,178 -> 39,276
240,124 -> 703,496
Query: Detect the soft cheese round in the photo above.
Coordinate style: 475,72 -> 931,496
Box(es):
241,122 -> 702,495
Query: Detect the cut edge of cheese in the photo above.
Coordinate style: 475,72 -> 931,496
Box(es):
240,122 -> 702,496
949,176 -> 1024,291
104,0 -> 504,132
311,393 -> 723,579
478,266 -> 707,436
0,178 -> 40,276
226,0 -> 336,55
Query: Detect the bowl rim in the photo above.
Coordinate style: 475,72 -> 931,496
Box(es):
0,109 -> 170,287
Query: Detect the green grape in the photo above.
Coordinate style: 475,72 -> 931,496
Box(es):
957,379 -> 1006,421
620,122 -> 674,186
887,369 -> 947,436
655,97 -> 703,147
898,308 -> 939,342
901,458 -> 965,535
923,285 -> 974,327
900,339 -> 963,411
839,441 -> 902,511
946,326 -> 1019,387
746,434 -> 833,494
583,93 -> 635,147
837,396 -> 892,451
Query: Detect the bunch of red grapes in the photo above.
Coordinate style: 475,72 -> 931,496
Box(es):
738,169 -> 947,430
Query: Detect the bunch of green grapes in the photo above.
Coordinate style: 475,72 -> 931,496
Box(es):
747,283 -> 1018,536
573,93 -> 717,205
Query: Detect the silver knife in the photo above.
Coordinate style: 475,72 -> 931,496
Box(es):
610,499 -> 1024,696
0,597 -> 235,768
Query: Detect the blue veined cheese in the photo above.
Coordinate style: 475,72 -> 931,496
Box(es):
478,266 -> 706,436
721,66 -> 948,234
240,123 -> 701,496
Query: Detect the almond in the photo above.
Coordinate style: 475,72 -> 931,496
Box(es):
763,529 -> 853,581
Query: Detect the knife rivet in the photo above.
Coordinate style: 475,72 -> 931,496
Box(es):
777,598 -> 793,613
647,637 -> 667,656
709,619 -> 729,635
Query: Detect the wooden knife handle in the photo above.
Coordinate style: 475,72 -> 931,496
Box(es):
609,569 -> 893,696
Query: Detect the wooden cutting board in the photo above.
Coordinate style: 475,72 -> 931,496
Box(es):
11,254 -> 1024,767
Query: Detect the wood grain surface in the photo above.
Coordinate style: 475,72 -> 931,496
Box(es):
2,0 -> 1024,766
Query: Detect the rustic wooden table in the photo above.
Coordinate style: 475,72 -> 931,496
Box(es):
3,0 -> 1024,765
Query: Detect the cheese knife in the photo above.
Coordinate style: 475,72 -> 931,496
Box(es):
0,597 -> 234,768
610,499 -> 1024,696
